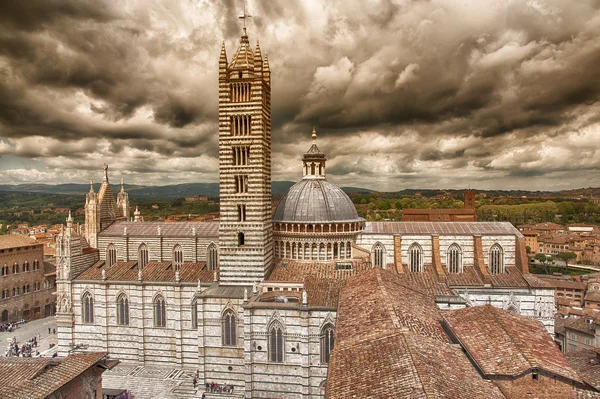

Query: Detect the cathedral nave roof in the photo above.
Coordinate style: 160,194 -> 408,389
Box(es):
76,260 -> 216,283
365,221 -> 523,236
98,221 -> 219,237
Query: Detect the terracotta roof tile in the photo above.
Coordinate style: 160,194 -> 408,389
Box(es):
566,350 -> 600,390
0,352 -> 113,399
326,269 -> 506,399
98,221 -> 218,237
563,317 -> 596,335
365,221 -> 521,236
0,235 -> 40,250
444,305 -> 581,382
267,259 -> 372,282
76,260 -> 216,283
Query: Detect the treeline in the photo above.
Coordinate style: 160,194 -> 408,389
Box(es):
352,194 -> 463,210
477,200 -> 600,225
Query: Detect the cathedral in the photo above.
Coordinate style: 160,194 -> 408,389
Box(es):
55,27 -> 556,398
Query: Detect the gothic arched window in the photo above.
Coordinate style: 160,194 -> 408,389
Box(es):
446,244 -> 462,273
268,322 -> 284,363
372,243 -> 384,268
138,243 -> 149,269
23,261 -> 29,272
489,244 -> 504,274
207,243 -> 218,270
106,244 -> 117,267
173,245 -> 183,269
82,292 -> 94,324
320,323 -> 335,364
191,298 -> 198,329
154,295 -> 166,327
408,243 -> 423,272
116,293 -> 129,325
222,309 -> 237,346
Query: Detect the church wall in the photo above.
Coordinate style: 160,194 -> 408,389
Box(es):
357,233 -> 519,272
243,306 -> 333,398
438,235 -> 476,267
70,281 -> 202,368
97,235 -> 217,263
482,235 -> 516,268
197,297 -> 246,389
400,235 -> 434,265
355,234 -> 395,266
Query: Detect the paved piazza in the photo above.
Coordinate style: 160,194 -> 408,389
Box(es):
103,363 -> 242,399
1,316 -> 58,357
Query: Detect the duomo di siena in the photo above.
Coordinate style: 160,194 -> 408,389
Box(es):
55,26 -> 556,398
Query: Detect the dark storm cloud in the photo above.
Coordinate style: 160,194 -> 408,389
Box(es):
1,0 -> 600,189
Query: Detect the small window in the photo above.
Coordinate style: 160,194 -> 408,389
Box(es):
117,294 -> 129,325
138,243 -> 149,269
234,175 -> 248,193
106,245 -> 117,267
222,310 -> 237,346
268,322 -> 284,363
173,245 -> 183,269
372,243 -> 384,268
82,292 -> 94,324
207,243 -> 218,270
154,295 -> 166,328
237,204 -> 246,222
320,324 -> 335,364
335,262 -> 353,270
191,299 -> 198,329
446,244 -> 462,273
408,243 -> 423,272
238,232 -> 245,246
489,244 -> 504,274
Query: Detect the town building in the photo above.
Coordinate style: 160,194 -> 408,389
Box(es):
521,229 -> 540,253
55,26 -> 560,398
0,352 -> 117,399
0,235 -> 56,323
401,190 -> 478,221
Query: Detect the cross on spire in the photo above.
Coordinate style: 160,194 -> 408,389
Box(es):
239,6 -> 252,32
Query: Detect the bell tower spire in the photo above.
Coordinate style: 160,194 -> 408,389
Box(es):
218,12 -> 273,285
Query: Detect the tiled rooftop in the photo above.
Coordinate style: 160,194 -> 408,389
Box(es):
267,259 -> 372,283
444,305 -> 581,382
99,221 -> 219,237
0,235 -> 40,250
76,260 -> 216,283
566,350 -> 600,390
562,316 -> 596,336
327,269 -> 506,399
364,221 -> 522,236
0,352 -> 113,399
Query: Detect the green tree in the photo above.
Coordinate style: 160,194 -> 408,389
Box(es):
534,253 -> 552,274
557,252 -> 577,266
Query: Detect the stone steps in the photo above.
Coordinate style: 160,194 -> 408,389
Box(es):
200,393 -> 242,399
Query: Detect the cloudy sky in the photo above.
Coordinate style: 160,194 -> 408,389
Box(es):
1,0 -> 600,191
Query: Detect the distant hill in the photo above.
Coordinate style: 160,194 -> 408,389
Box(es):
0,181 -> 374,198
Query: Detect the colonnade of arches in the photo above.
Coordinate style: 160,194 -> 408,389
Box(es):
273,222 -> 363,234
274,241 -> 352,261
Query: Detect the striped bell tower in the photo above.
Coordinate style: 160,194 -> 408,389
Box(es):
218,26 -> 273,285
